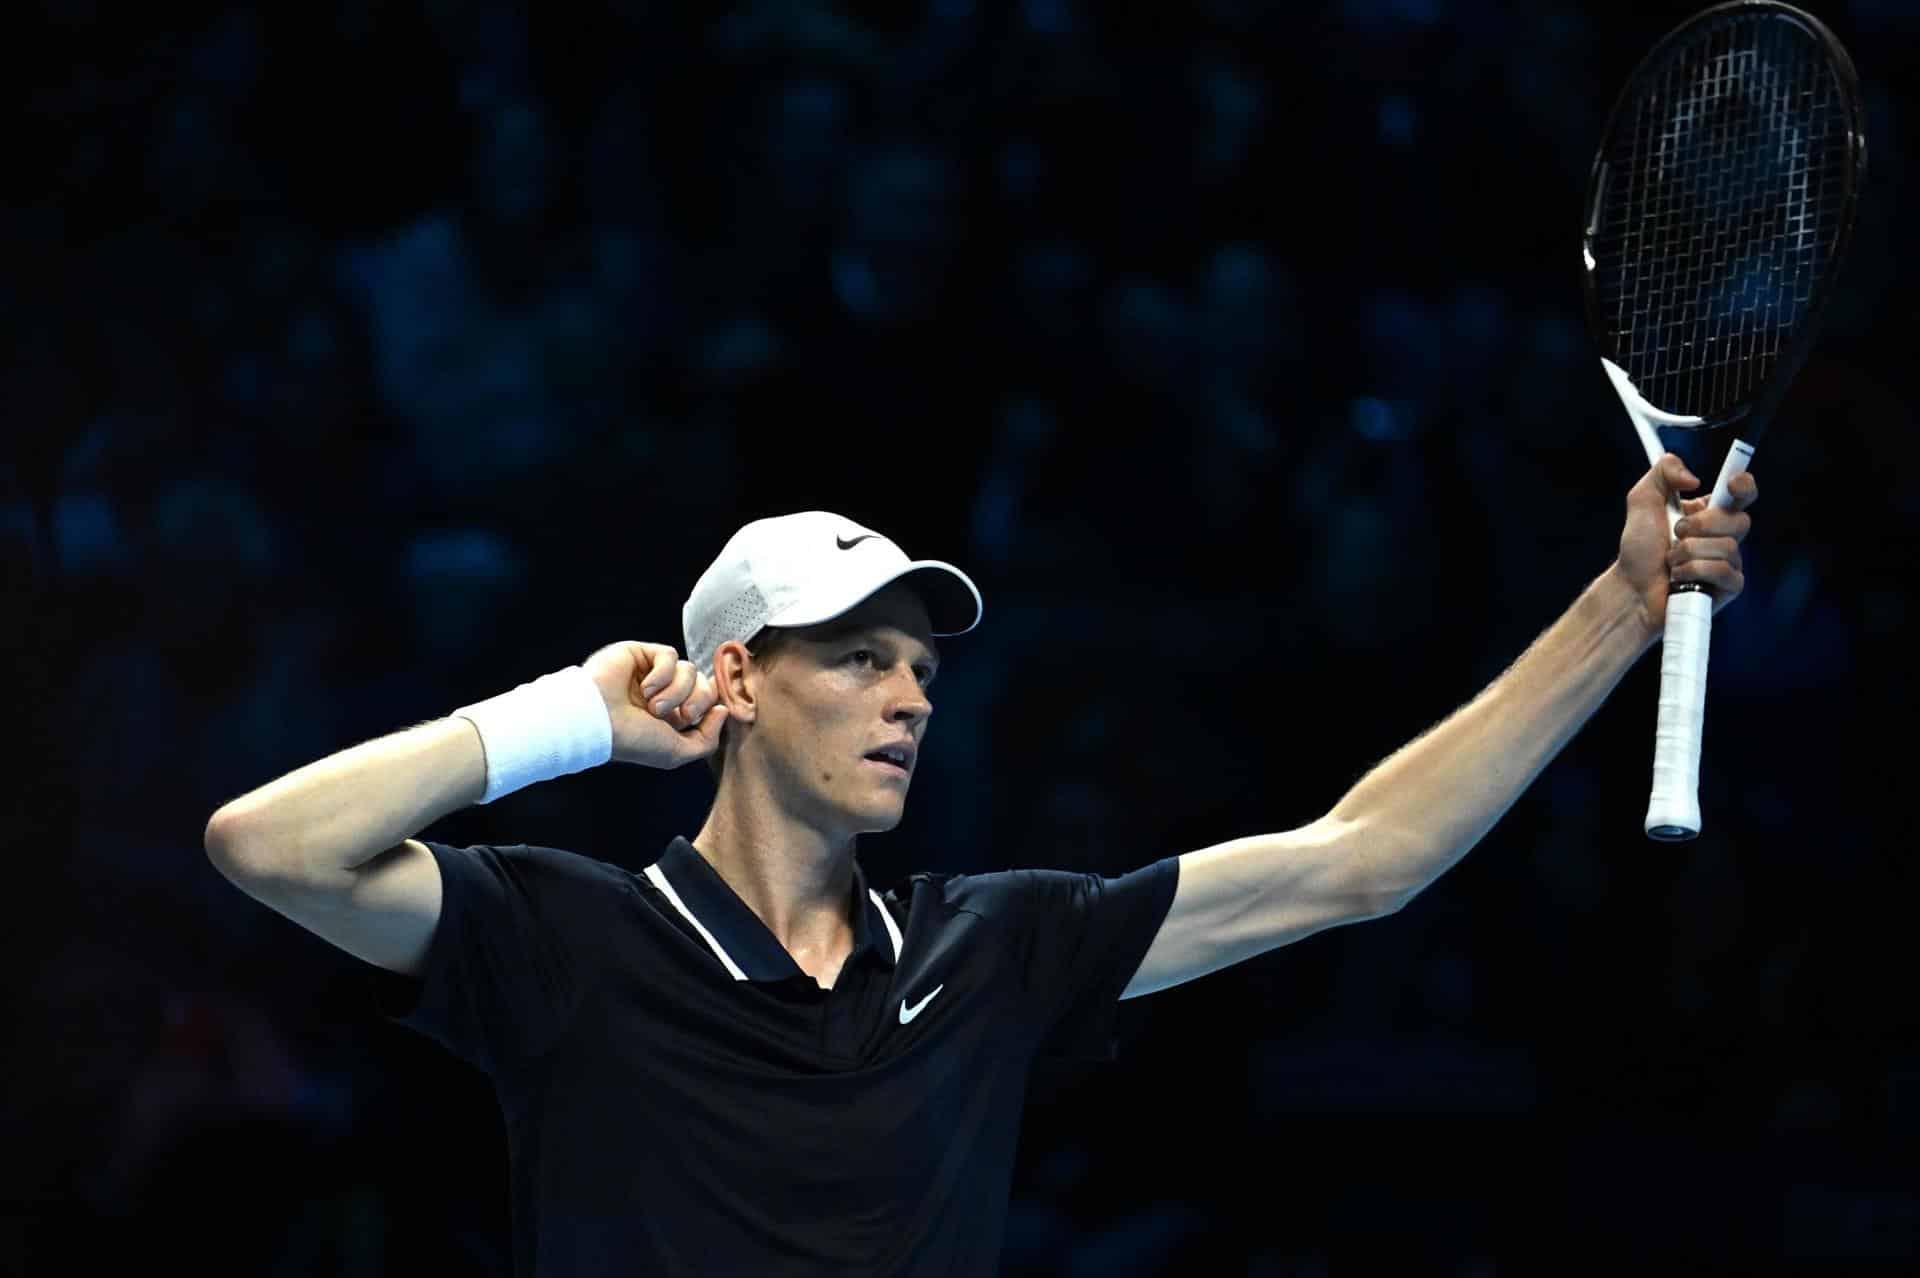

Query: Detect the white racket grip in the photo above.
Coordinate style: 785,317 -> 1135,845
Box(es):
1645,589 -> 1712,840
1643,439 -> 1752,840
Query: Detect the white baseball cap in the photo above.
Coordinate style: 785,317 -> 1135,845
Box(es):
682,511 -> 983,676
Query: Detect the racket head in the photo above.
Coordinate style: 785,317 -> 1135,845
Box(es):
1581,1 -> 1867,439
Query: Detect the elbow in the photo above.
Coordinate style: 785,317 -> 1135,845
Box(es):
1310,813 -> 1414,921
204,809 -> 236,860
1360,866 -> 1425,919
1326,814 -> 1429,920
1367,887 -> 1413,919
204,815 -> 294,902
204,809 -> 261,878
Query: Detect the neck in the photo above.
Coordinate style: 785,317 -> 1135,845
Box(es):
691,771 -> 858,960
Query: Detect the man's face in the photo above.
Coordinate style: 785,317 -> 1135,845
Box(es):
739,583 -> 940,837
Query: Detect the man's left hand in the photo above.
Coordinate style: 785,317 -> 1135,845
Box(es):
1611,452 -> 1758,638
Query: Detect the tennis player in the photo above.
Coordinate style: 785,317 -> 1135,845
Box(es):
206,453 -> 1754,1275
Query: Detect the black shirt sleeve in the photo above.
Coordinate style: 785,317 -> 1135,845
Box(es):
992,856 -> 1181,1061
363,841 -> 627,1077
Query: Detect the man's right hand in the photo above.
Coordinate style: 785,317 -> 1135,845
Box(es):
581,641 -> 729,770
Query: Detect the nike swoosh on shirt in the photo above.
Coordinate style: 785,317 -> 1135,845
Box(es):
899,984 -> 944,1024
837,534 -> 880,550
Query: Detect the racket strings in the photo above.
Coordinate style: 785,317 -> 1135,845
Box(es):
1594,12 -> 1851,418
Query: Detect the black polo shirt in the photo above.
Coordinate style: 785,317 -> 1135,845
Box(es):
366,836 -> 1180,1277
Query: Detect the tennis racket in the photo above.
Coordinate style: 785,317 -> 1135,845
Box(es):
1581,0 -> 1866,841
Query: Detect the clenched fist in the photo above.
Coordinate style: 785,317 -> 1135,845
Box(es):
582,641 -> 729,770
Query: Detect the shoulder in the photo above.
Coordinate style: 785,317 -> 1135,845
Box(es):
423,841 -> 639,899
887,859 -> 1180,922
878,865 -> 1097,919
879,868 -> 1004,908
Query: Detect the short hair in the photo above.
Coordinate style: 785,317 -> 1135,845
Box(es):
706,626 -> 796,785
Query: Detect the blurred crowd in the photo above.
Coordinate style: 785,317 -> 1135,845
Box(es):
4,0 -> 1915,1271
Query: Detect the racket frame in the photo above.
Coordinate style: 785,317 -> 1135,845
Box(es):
1581,0 -> 1867,439
1577,0 -> 1867,840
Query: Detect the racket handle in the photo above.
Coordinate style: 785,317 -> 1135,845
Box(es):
1644,589 -> 1712,840
1643,439 -> 1752,841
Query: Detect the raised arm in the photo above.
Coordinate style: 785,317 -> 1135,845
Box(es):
204,715 -> 483,976
205,641 -> 726,975
1123,454 -> 1757,999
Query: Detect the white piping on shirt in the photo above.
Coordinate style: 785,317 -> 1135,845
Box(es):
644,863 -> 749,981
644,865 -> 906,979
870,888 -> 904,962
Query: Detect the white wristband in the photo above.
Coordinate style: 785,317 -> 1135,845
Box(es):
452,665 -> 613,805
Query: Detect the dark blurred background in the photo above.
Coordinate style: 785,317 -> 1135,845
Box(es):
3,0 -> 1914,1272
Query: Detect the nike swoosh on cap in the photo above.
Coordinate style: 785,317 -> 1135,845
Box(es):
836,533 -> 880,549
898,983 -> 944,1024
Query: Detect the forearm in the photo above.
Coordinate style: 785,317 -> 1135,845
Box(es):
205,716 -> 486,877
1328,566 -> 1657,907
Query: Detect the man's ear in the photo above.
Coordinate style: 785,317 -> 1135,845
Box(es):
712,641 -> 757,726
